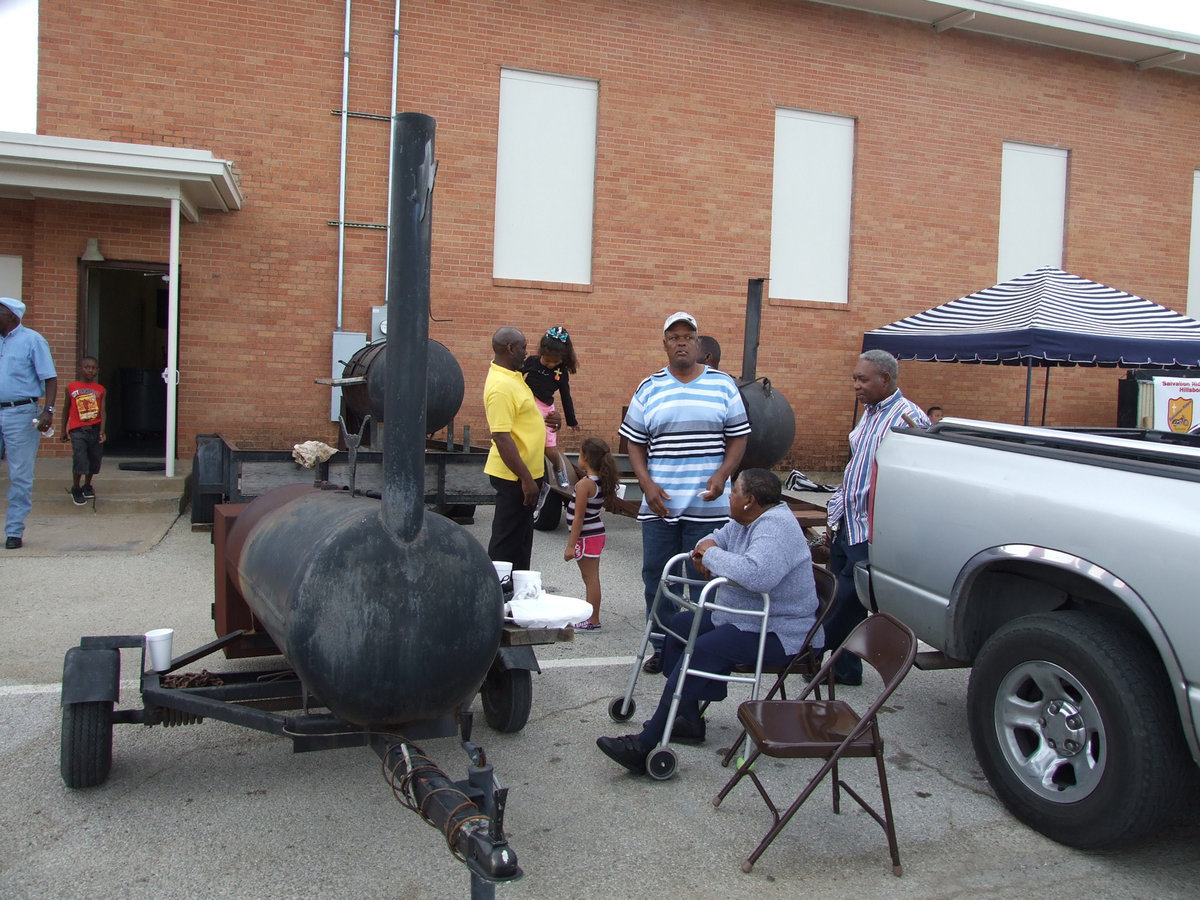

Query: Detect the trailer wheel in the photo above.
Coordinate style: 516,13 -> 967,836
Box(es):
532,492 -> 562,531
967,611 -> 1189,849
481,668 -> 533,733
61,700 -> 114,789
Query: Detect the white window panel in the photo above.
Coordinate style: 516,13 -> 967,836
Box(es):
493,69 -> 597,285
998,142 -> 1067,282
769,108 -> 855,304
0,0 -> 37,133
0,255 -> 21,299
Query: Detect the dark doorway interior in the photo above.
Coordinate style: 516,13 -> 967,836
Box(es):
79,262 -> 170,457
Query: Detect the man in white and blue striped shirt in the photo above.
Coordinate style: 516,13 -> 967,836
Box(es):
824,349 -> 928,684
620,311 -> 750,672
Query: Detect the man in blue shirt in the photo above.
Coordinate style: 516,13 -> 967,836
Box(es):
824,349 -> 927,683
0,297 -> 58,549
620,311 -> 750,673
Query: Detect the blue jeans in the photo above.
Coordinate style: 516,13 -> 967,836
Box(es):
0,405 -> 43,539
641,517 -> 719,651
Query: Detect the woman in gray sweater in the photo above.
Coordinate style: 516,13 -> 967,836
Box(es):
597,468 -> 820,775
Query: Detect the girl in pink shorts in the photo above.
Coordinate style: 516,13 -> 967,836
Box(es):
564,437 -> 620,631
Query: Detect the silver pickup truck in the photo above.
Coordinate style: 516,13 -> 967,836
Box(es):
854,418 -> 1200,850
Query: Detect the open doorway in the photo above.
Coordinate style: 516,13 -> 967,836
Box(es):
77,260 -> 170,458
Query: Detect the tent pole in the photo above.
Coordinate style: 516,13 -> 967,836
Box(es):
1024,359 -> 1032,426
1041,366 -> 1050,426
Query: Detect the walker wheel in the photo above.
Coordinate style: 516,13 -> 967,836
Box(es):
608,696 -> 636,722
646,746 -> 678,781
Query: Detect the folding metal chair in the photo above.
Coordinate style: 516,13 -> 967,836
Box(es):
712,611 -> 917,876
717,562 -> 838,767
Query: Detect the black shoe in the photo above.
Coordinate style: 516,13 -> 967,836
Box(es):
71,486 -> 86,506
670,717 -> 706,745
596,735 -> 648,775
4,536 -> 21,550
642,652 -> 663,674
81,484 -> 95,499
834,672 -> 863,686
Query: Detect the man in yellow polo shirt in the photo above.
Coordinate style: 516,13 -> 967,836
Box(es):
484,326 -> 549,569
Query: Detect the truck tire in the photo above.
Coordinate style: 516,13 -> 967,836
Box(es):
967,611 -> 1189,849
61,700 -> 114,789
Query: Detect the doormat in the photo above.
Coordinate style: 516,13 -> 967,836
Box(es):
118,461 -> 166,472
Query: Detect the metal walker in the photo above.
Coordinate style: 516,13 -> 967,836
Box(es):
608,551 -> 772,780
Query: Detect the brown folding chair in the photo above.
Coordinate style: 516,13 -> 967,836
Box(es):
718,563 -> 838,767
712,611 -> 917,876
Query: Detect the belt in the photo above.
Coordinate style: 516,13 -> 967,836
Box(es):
0,398 -> 36,409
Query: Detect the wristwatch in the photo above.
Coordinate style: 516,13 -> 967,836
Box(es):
43,406 -> 54,414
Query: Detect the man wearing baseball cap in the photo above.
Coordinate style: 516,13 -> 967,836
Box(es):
0,297 -> 58,549
618,311 -> 749,674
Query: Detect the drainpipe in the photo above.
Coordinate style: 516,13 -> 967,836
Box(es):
384,0 -> 403,307
335,0 -> 351,329
163,197 -> 181,477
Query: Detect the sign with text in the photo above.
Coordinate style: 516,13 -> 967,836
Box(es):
1151,377 -> 1200,433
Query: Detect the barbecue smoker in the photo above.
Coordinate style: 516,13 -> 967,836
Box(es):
737,278 -> 796,471
59,114 -> 522,896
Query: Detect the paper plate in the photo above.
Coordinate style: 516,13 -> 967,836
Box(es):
504,593 -> 593,628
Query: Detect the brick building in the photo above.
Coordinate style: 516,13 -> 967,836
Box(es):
2,0 -> 1199,471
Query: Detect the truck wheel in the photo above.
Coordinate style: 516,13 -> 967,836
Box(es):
532,492 -> 562,531
967,611 -> 1189,849
61,700 -> 114,789
481,668 -> 533,733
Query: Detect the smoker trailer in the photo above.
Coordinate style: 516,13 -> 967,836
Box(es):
58,114 -> 532,898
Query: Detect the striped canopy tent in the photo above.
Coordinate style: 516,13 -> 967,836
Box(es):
861,267 -> 1200,424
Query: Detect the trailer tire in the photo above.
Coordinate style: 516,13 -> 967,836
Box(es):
532,492 -> 561,531
61,700 -> 114,789
967,611 -> 1188,849
481,668 -> 533,733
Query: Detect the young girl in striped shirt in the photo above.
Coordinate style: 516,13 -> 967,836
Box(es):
564,437 -> 620,631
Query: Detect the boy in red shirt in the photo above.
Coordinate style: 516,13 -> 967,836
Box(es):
60,356 -> 106,505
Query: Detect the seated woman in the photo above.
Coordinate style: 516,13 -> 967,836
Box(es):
597,468 -> 821,775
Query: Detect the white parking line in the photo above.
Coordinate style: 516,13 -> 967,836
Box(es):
540,656 -> 634,669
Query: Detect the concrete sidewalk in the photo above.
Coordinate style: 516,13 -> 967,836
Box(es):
1,456 -> 189,557
1,497 -> 1197,899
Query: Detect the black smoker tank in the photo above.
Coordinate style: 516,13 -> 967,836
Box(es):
737,278 -> 797,470
227,114 -> 502,728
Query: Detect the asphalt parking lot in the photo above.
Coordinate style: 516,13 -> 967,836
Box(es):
1,502 -> 1198,899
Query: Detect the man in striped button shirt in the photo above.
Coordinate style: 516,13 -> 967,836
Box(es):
824,349 -> 928,684
620,311 -> 750,674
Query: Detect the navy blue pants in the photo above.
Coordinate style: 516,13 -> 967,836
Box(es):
638,608 -> 788,749
825,524 -> 869,682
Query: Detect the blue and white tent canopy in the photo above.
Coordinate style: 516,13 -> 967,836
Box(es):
862,267 -> 1200,368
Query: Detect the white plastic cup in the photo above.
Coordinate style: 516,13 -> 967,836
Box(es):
492,561 -> 513,582
145,628 -> 175,672
511,570 -> 542,600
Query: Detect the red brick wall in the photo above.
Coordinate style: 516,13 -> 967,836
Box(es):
20,0 -> 1200,467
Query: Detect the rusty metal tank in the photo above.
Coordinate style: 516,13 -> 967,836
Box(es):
341,336 -> 464,435
225,114 -> 502,728
737,278 -> 797,470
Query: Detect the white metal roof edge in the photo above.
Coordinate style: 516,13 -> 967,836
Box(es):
807,0 -> 1200,74
0,131 -> 244,217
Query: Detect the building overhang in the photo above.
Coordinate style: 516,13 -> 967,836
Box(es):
0,132 -> 243,223
807,0 -> 1200,76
